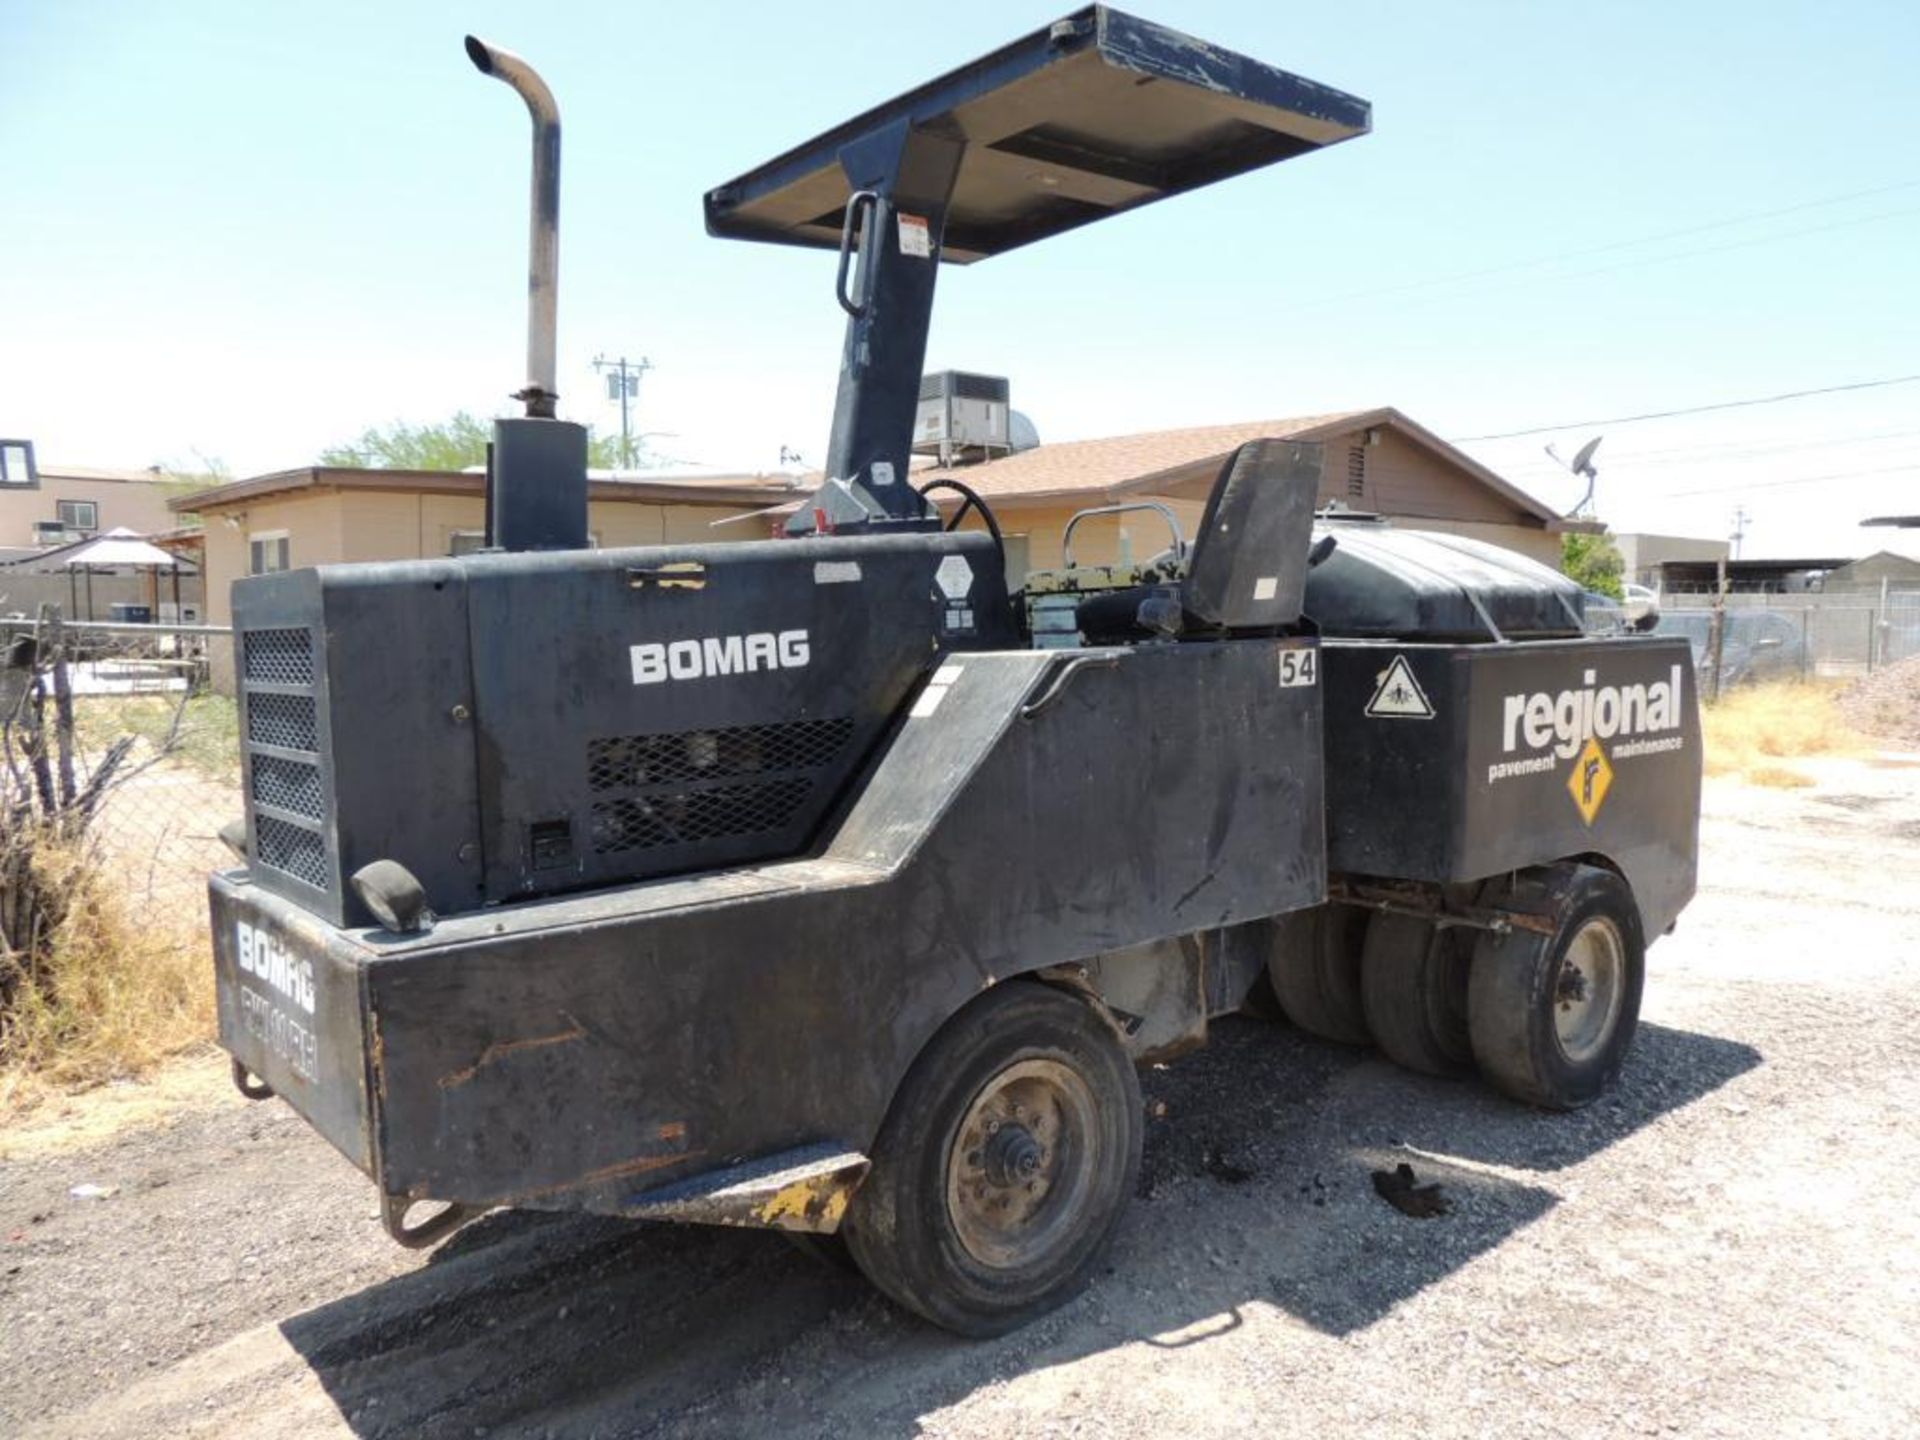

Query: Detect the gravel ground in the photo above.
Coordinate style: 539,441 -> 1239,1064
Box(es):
1840,656 -> 1920,750
4,759 -> 1919,1439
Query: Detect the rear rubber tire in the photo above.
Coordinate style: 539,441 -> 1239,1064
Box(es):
1267,903 -> 1370,1045
1468,865 -> 1645,1110
841,982 -> 1142,1337
1360,911 -> 1474,1078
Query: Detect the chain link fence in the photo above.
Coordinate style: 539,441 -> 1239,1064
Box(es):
1,610 -> 237,936
1656,585 -> 1920,685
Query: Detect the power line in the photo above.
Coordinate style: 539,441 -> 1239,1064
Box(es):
1452,373 -> 1920,443
1499,425 -> 1920,471
1496,429 -> 1920,483
1270,178 -> 1920,316
1666,462 -> 1920,498
1508,203 -> 1920,292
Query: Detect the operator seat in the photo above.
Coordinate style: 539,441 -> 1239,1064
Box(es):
1075,438 -> 1323,643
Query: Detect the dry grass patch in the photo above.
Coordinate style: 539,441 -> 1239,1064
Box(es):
1702,681 -> 1864,785
1,844 -> 214,1114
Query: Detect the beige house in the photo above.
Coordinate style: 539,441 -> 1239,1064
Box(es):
0,441 -> 183,548
921,408 -> 1592,580
175,410 -> 1580,686
1613,532 -> 1731,590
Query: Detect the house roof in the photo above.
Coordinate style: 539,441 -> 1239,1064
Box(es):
916,407 -> 1589,531
1835,549 -> 1920,572
170,466 -> 807,515
37,464 -> 175,486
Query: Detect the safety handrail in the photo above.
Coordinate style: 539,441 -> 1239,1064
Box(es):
1061,501 -> 1186,570
835,190 -> 879,318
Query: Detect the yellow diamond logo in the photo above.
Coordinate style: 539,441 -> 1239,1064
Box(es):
1567,736 -> 1614,825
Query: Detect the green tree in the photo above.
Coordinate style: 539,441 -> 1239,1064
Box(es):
154,451 -> 232,522
1562,532 -> 1625,599
320,411 -> 627,470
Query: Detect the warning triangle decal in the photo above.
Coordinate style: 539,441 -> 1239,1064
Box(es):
1365,654 -> 1435,719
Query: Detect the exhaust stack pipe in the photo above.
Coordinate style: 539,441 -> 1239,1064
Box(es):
465,35 -> 561,419
464,36 -> 587,553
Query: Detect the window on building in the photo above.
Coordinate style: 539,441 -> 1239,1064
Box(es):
56,499 -> 98,532
249,532 -> 291,575
1346,446 -> 1366,500
0,440 -> 37,488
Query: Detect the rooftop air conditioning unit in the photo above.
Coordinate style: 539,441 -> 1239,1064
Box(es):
32,521 -> 72,545
913,370 -> 1011,466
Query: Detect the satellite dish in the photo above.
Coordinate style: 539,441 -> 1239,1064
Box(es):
1545,433 -> 1604,518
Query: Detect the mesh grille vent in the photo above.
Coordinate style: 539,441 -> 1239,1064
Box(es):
251,753 -> 323,819
588,717 -> 855,792
243,628 -> 315,686
254,814 -> 329,890
1346,446 -> 1366,499
591,779 -> 814,855
247,692 -> 318,752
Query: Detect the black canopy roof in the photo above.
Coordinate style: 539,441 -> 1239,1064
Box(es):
705,6 -> 1370,263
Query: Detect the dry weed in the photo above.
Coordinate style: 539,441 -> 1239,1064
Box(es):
1701,681 -> 1864,786
0,842 -> 214,1112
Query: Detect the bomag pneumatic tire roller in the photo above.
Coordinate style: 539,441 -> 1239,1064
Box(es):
211,9 -> 1700,1336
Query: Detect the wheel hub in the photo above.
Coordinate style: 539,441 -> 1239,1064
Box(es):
945,1058 -> 1098,1269
984,1123 -> 1044,1187
1553,916 -> 1625,1064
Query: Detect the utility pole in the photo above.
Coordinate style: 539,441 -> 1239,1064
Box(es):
1728,505 -> 1749,559
592,354 -> 653,469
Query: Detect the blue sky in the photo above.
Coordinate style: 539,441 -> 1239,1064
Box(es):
4,0 -> 1917,558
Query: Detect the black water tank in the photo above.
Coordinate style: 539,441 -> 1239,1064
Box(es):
1304,520 -> 1584,642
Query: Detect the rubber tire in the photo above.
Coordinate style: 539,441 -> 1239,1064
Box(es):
1267,903 -> 1370,1045
841,982 -> 1143,1337
1468,865 -> 1646,1110
1360,912 -> 1474,1078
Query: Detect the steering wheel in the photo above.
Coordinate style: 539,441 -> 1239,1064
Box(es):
917,478 -> 1007,573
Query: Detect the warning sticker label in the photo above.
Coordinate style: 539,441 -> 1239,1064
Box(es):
898,213 -> 931,257
935,553 -> 974,600
1567,735 -> 1614,825
1365,654 -> 1434,719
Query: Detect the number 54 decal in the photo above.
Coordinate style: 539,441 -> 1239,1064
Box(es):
1278,648 -> 1318,687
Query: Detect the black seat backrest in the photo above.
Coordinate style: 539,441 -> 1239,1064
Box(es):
1181,438 -> 1322,631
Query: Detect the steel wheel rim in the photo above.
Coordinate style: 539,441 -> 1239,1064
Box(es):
945,1058 -> 1099,1271
1553,916 -> 1625,1063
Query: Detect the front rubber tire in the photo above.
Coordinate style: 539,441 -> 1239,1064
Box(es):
1360,911 -> 1474,1078
841,981 -> 1142,1337
1468,865 -> 1646,1110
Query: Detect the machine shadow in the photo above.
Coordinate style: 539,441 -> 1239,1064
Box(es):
280,1016 -> 1761,1439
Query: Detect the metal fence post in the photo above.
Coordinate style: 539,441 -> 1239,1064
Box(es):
0,614 -> 238,934
1876,577 -> 1890,671
1705,559 -> 1727,704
